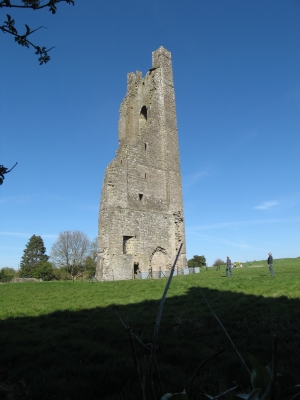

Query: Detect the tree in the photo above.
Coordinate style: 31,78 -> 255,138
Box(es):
50,230 -> 90,274
31,261 -> 54,280
84,237 -> 98,277
0,0 -> 75,64
187,255 -> 206,268
89,237 -> 98,262
19,234 -> 49,277
213,258 -> 225,267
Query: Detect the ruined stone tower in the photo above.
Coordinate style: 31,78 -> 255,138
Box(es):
96,46 -> 187,281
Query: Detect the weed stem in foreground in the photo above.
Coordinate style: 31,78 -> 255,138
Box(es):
199,288 -> 251,375
152,243 -> 183,348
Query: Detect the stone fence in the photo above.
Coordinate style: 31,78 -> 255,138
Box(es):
11,278 -> 42,283
137,267 -> 200,279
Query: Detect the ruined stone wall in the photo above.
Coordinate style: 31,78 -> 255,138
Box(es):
96,46 -> 187,281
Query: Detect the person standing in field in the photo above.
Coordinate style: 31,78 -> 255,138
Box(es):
226,256 -> 232,277
268,252 -> 274,276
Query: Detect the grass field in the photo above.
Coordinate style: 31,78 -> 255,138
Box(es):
0,258 -> 300,399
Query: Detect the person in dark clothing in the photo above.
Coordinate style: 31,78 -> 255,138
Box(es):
226,256 -> 232,277
268,252 -> 274,276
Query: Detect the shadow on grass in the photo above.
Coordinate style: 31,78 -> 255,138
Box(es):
0,285 -> 300,400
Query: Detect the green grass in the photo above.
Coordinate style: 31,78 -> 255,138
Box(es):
0,258 -> 300,399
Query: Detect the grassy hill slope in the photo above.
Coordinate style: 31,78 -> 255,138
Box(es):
0,258 -> 299,399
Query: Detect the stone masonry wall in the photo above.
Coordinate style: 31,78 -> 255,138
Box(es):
96,46 -> 187,281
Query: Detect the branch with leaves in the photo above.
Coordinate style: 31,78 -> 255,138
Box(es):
0,0 -> 74,64
0,162 -> 17,185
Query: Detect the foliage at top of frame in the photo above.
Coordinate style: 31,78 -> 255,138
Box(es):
0,1 -> 75,64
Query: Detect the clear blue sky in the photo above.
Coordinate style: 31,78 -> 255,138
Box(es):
1,0 -> 300,269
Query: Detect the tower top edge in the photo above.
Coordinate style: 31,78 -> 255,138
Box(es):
126,47 -> 172,84
153,46 -> 171,57
152,46 -> 172,68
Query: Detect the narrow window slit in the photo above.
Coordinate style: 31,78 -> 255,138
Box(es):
140,106 -> 147,121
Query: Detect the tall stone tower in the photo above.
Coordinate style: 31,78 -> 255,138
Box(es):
96,46 -> 187,281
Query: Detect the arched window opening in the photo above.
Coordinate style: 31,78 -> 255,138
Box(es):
140,106 -> 147,121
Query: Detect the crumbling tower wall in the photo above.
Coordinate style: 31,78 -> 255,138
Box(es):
96,46 -> 187,281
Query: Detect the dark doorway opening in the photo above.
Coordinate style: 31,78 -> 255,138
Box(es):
134,263 -> 139,278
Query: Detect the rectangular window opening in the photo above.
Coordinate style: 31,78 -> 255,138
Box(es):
123,236 -> 134,254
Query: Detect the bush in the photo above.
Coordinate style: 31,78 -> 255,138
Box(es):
51,266 -> 65,280
84,256 -> 96,277
0,267 -> 16,282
